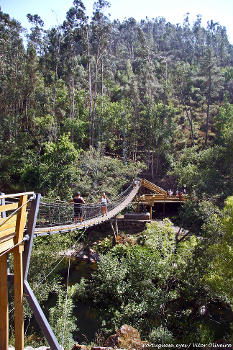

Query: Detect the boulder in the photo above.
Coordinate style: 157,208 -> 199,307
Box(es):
104,334 -> 118,347
76,248 -> 100,263
105,324 -> 143,349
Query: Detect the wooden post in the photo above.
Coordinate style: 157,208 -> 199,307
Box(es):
0,254 -> 9,350
0,193 -> 6,218
150,203 -> 153,220
14,248 -> 24,350
110,221 -> 117,244
14,194 -> 28,350
114,217 -> 119,236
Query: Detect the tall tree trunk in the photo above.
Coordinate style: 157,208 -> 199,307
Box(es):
69,74 -> 75,143
205,54 -> 212,146
155,145 -> 161,177
52,36 -> 61,118
151,151 -> 154,179
185,107 -> 195,146
87,29 -> 93,148
91,58 -> 98,147
205,85 -> 211,146
99,58 -> 104,143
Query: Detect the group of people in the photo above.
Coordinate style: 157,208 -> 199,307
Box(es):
70,192 -> 110,223
167,185 -> 187,199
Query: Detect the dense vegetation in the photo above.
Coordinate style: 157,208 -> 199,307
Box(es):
1,0 -> 233,348
1,0 -> 233,198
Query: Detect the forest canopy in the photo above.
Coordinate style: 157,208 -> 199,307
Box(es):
0,0 -> 233,199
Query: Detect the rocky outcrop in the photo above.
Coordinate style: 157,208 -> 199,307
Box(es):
76,247 -> 100,263
73,325 -> 146,350
105,324 -> 145,349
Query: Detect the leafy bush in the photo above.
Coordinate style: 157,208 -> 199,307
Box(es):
148,326 -> 175,344
49,285 -> 77,349
75,220 -> 198,340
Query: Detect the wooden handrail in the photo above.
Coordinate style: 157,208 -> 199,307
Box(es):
0,192 -> 34,199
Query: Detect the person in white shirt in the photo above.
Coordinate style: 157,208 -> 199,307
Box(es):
100,192 -> 110,216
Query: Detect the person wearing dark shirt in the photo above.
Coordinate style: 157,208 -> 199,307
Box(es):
70,192 -> 85,223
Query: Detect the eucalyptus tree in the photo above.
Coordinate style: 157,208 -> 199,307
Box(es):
214,25 -> 233,67
44,27 -> 63,117
118,17 -> 138,62
180,14 -> 195,64
171,62 -> 201,145
24,14 -> 50,137
26,14 -> 45,54
89,0 -> 111,147
60,0 -> 88,142
0,10 -> 26,140
199,48 -> 224,146
139,103 -> 176,178
135,27 -> 163,104
0,10 -> 27,192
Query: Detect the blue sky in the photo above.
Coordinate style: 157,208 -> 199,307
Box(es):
1,0 -> 233,43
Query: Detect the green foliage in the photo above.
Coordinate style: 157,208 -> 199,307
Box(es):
95,237 -> 113,254
24,231 -> 76,315
148,326 -> 175,344
38,133 -> 79,197
204,196 -> 233,307
73,146 -> 145,200
49,285 -> 77,349
177,199 -> 222,235
171,145 -> 230,199
1,6 -> 233,194
214,103 -> 233,144
75,220 -> 198,339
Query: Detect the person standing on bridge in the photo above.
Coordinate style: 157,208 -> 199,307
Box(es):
100,192 -> 110,216
70,192 -> 85,223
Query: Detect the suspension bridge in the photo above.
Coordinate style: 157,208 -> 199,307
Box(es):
35,180 -> 141,236
0,179 -> 187,350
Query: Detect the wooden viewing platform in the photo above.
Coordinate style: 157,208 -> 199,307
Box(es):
135,179 -> 188,219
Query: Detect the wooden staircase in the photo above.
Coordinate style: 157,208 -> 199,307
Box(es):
141,179 -> 167,194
